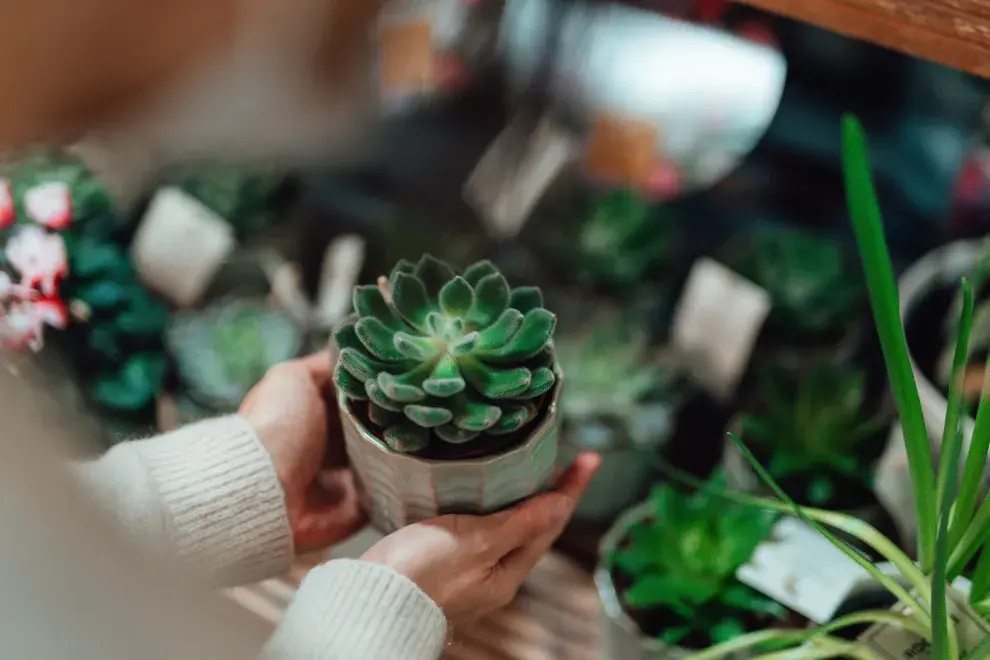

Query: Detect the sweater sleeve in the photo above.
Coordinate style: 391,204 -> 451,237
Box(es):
265,559 -> 448,660
71,415 -> 295,586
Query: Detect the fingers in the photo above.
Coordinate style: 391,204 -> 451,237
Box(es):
298,350 -> 333,389
498,453 -> 600,579
483,452 -> 600,558
293,468 -> 368,554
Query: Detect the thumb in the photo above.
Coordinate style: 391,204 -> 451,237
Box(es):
482,492 -> 575,559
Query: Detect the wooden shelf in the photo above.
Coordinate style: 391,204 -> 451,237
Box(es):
736,0 -> 990,77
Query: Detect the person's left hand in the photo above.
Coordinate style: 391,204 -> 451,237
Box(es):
239,350 -> 366,555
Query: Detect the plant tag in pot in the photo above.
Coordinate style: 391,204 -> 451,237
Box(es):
671,258 -> 770,401
857,590 -> 990,659
131,187 -> 236,308
872,423 -> 917,551
313,234 -> 366,330
736,517 -> 870,624
464,113 -> 577,239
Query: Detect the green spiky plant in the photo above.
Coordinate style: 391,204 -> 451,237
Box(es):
733,224 -> 865,340
333,255 -> 557,455
608,480 -> 785,648
738,362 -> 889,509
681,117 -> 990,660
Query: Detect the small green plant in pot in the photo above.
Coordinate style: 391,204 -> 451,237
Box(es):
728,362 -> 890,511
597,481 -> 788,658
555,307 -> 682,522
332,254 -> 561,532
730,224 -> 866,363
684,117 -> 990,660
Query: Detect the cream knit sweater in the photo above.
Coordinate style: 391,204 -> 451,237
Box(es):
0,400 -> 447,660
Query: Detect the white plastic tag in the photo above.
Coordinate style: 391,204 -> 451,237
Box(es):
313,235 -> 366,329
737,517 -> 870,624
130,187 -> 236,307
671,258 -> 771,401
464,114 -> 577,239
858,589 -> 990,659
872,424 -> 918,552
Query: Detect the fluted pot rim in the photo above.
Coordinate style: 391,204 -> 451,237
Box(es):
336,360 -> 564,466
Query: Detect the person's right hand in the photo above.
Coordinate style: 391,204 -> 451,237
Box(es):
361,452 -> 600,625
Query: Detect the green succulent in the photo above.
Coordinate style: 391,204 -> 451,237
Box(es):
167,301 -> 303,411
573,190 -> 673,289
611,481 -> 783,647
333,254 -> 557,454
555,309 -> 677,450
740,362 -> 888,507
734,225 -> 864,336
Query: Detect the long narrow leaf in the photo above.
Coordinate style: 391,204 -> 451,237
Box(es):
967,634 -> 990,660
842,114 -> 937,569
729,434 -> 931,623
933,279 -> 974,660
949,495 -> 990,577
655,456 -> 932,615
950,347 -> 990,552
751,635 -> 883,660
971,545 -> 990,605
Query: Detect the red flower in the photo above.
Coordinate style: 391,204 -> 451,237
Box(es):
0,180 -> 14,230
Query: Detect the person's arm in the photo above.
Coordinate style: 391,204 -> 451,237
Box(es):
71,415 -> 295,587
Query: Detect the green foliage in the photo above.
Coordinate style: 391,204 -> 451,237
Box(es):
740,363 -> 888,507
334,254 -> 557,454
167,301 -> 303,411
554,309 -> 678,450
167,162 -> 284,239
612,482 -> 783,647
572,190 -> 673,289
734,225 -> 865,336
1,149 -> 115,222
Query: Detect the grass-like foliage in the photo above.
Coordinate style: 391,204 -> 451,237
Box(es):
685,116 -> 990,660
333,254 -> 557,454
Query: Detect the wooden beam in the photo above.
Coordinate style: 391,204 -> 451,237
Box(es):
736,0 -> 990,78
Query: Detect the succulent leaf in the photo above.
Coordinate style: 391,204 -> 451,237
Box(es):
477,309 -> 524,350
440,276 -> 474,317
463,259 -> 498,286
415,254 -> 457,299
383,425 -> 430,452
354,285 -> 403,330
477,309 -> 556,361
460,357 -> 532,398
355,318 -> 406,362
404,404 -> 454,428
334,254 -> 557,454
391,272 -> 432,330
335,364 -> 368,399
468,273 -> 510,328
394,332 -> 440,361
435,424 -> 480,444
509,287 -> 544,314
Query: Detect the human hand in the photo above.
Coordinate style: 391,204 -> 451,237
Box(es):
240,350 -> 366,555
361,452 -> 601,624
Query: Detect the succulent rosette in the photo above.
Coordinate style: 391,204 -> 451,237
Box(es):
333,255 -> 558,454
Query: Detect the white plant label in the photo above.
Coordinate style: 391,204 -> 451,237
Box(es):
131,187 -> 236,308
736,517 -> 870,624
313,235 -> 366,330
872,423 -> 918,551
464,113 -> 577,239
671,258 -> 771,401
858,590 -> 990,659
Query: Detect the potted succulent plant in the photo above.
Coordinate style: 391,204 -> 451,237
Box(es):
687,117 -> 990,660
554,304 -> 683,523
332,254 -> 561,532
596,481 -> 789,659
724,361 -> 892,519
726,223 -> 867,369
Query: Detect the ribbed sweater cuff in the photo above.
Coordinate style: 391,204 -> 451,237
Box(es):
132,415 -> 294,585
266,559 -> 448,660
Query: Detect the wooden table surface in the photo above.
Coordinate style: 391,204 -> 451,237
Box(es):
736,0 -> 990,78
227,550 -> 602,660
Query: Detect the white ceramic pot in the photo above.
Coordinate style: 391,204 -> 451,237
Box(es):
338,371 -> 562,534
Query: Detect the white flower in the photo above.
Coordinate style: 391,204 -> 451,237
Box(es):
0,301 -> 44,351
0,179 -> 14,229
24,181 -> 72,230
6,225 -> 69,296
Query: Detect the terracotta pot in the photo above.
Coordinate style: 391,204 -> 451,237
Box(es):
338,370 -> 562,533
